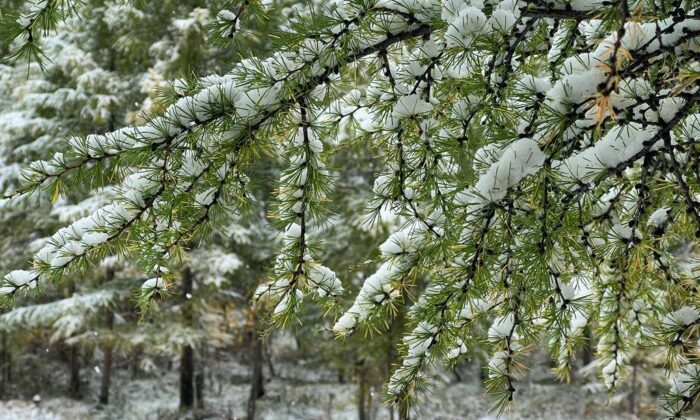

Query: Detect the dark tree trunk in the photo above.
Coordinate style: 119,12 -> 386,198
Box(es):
582,327 -> 593,366
5,337 -> 10,384
180,346 -> 195,408
99,311 -> 114,404
264,337 -> 276,378
180,267 -> 195,409
0,332 -> 9,394
357,363 -> 369,420
195,371 -> 205,409
69,345 -> 81,399
131,349 -> 140,379
195,342 -> 206,409
64,279 -> 81,399
247,318 -> 265,420
195,343 -> 205,410
99,268 -> 115,405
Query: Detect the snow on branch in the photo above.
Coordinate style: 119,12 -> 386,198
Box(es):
1,0 -> 700,415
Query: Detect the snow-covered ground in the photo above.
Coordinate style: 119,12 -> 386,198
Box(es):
0,356 -> 688,420
0,332 -> 694,419
0,380 -> 660,420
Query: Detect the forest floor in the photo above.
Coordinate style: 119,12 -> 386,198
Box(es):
0,379 -> 653,420
0,334 -> 696,419
0,356 -> 692,420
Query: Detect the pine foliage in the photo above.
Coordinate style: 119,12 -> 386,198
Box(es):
1,0 -> 700,416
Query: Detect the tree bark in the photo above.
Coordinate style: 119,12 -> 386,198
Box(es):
357,363 -> 368,420
180,346 -> 195,408
195,371 -> 205,409
196,344 -> 205,410
69,345 -> 81,399
0,332 -> 8,394
264,336 -> 276,378
99,268 -> 115,405
131,349 -> 140,379
64,279 -> 81,399
99,311 -> 114,404
5,336 -> 10,384
629,363 -> 638,414
581,327 -> 593,366
247,317 -> 265,420
180,267 -> 195,409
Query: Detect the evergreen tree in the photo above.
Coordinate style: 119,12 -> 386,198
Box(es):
0,0 -> 303,410
2,0 -> 700,417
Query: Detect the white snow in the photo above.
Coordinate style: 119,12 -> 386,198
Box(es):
488,313 -> 515,340
555,123 -> 659,185
392,94 -> 433,119
142,277 -> 165,290
663,306 -> 700,328
647,207 -> 671,228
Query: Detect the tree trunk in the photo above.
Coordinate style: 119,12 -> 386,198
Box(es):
99,311 -> 114,404
357,363 -> 368,420
327,393 -> 336,420
64,279 -> 81,399
581,327 -> 593,366
131,349 -> 140,379
264,337 -> 276,378
180,267 -> 195,409
5,336 -> 10,384
99,268 -> 115,405
195,371 -> 205,409
180,346 -> 195,408
0,332 -> 8,394
247,317 -> 265,420
629,364 -> 638,414
69,345 -> 81,399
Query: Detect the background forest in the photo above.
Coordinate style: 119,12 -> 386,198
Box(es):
0,0 -> 698,419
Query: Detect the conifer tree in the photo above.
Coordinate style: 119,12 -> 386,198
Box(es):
0,0 -> 296,409
2,0 -> 700,417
